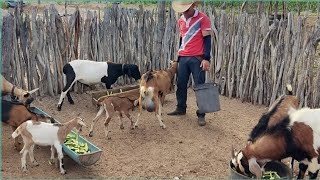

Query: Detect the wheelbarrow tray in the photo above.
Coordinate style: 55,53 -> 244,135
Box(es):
29,106 -> 103,166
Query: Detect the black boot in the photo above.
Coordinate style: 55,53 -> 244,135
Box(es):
198,117 -> 206,126
197,110 -> 206,126
167,109 -> 186,116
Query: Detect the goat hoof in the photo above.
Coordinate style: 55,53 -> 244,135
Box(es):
21,166 -> 27,172
32,161 -> 39,166
57,106 -> 62,111
107,137 -> 111,140
120,125 -> 124,129
15,145 -> 22,151
88,132 -> 93,137
69,101 -> 74,105
60,170 -> 67,175
48,159 -> 55,165
131,126 -> 135,130
161,125 -> 166,129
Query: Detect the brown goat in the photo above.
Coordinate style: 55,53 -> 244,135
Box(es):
88,89 -> 140,139
248,84 -> 299,143
2,100 -> 52,150
232,107 -> 320,179
1,75 -> 39,104
134,61 -> 178,129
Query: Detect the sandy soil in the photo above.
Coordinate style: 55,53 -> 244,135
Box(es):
3,88 -> 273,179
2,2 -> 316,179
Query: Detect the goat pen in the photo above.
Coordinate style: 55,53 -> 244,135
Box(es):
2,3 -> 320,108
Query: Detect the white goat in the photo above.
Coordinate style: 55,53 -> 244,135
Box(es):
12,117 -> 86,174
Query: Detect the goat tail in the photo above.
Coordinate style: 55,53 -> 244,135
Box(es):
12,127 -> 21,139
286,84 -> 293,95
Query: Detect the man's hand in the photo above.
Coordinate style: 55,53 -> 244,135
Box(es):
200,60 -> 210,71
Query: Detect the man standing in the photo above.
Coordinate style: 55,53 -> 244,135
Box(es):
168,1 -> 212,126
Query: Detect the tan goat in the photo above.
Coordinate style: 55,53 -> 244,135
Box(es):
134,60 -> 178,129
2,100 -> 52,150
89,89 -> 140,139
12,117 -> 86,174
1,75 -> 39,104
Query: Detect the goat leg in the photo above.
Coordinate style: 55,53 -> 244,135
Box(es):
119,112 -> 124,129
155,96 -> 166,129
88,106 -> 104,137
297,162 -> 308,179
66,91 -> 74,104
57,79 -> 77,111
104,117 -> 112,140
21,149 -> 28,172
49,145 -> 56,164
54,143 -> 66,175
134,97 -> 143,128
124,111 -> 135,129
20,143 -> 31,172
29,145 -> 39,166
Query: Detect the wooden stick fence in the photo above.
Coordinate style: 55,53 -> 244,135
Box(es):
2,4 -> 320,108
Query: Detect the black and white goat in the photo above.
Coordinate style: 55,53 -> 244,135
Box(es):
57,60 -> 141,111
231,107 -> 320,179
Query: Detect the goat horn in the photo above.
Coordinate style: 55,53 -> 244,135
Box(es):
28,88 -> 39,94
93,98 -> 98,103
231,145 -> 236,159
249,159 -> 263,179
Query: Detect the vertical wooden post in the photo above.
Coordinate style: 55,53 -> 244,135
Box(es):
317,1 -> 320,18
268,1 -> 272,15
65,0 -> 67,15
240,1 -> 247,13
297,1 -> 301,16
274,1 -> 278,23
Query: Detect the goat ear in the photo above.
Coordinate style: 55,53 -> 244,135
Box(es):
28,88 -> 39,94
248,159 -> 262,179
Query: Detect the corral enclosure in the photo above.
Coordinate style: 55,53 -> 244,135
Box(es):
1,1 -> 320,179
2,1 -> 320,108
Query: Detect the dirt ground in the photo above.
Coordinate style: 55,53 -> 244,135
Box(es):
2,88 -> 274,179
2,2 -> 316,179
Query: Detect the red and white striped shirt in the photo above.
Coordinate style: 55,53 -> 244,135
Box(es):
178,10 -> 211,57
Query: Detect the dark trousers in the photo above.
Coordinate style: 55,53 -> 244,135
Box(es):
176,56 -> 205,118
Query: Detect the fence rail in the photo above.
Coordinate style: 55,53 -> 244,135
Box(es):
2,4 -> 320,108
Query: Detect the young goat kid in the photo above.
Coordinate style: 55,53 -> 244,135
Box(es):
2,100 -> 52,150
231,107 -> 320,179
135,61 -> 178,129
12,117 -> 86,174
89,89 -> 140,139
